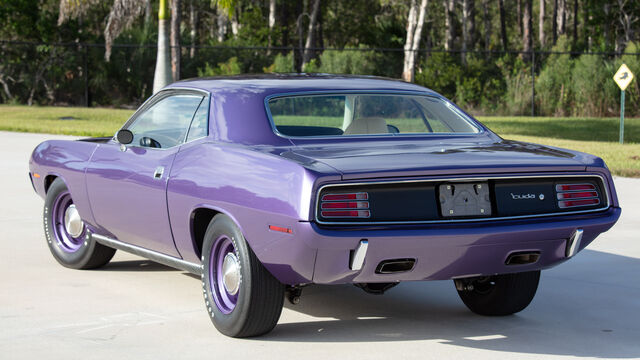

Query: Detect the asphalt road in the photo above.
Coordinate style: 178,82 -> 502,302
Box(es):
1,131 -> 639,360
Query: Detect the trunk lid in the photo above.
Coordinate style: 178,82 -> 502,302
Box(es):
285,139 -> 588,179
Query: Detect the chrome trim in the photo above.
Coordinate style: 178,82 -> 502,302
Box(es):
315,174 -> 611,225
350,240 -> 369,271
153,166 -> 165,180
64,204 -> 84,238
91,233 -> 201,274
263,90 -> 486,140
566,228 -> 584,257
222,253 -> 240,295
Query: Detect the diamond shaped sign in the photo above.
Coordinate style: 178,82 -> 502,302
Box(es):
614,64 -> 634,91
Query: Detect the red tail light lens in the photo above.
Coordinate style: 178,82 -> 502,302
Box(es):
558,199 -> 600,208
321,201 -> 369,209
321,210 -> 371,218
556,183 -> 600,209
321,192 -> 368,201
320,192 -> 370,218
556,184 -> 596,192
557,191 -> 598,200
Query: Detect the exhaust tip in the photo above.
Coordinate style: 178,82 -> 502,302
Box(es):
375,259 -> 416,274
505,251 -> 540,265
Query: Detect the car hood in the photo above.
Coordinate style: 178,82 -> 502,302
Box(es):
282,139 -> 595,180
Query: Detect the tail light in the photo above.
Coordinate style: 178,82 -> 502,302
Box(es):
320,192 -> 370,218
556,183 -> 600,209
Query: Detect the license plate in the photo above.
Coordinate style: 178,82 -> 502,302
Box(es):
439,182 -> 492,217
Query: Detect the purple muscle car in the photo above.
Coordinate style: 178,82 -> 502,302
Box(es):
29,74 -> 621,337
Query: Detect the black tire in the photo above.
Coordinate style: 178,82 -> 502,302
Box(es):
456,270 -> 541,316
202,214 -> 285,338
44,178 -> 115,269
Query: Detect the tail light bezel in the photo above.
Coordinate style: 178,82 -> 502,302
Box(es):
555,182 -> 602,209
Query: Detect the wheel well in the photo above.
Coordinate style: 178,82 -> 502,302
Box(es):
191,208 -> 220,259
44,175 -> 57,193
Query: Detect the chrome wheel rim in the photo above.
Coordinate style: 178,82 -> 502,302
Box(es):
64,204 -> 84,238
52,191 -> 85,252
222,252 -> 240,296
209,236 -> 239,314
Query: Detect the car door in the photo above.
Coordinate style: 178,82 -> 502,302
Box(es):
86,89 -> 206,257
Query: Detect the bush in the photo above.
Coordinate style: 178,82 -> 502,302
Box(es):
263,52 -> 295,73
571,55 -> 618,116
304,46 -> 382,75
535,37 -> 574,116
415,52 -> 461,99
455,55 -> 505,113
498,55 -> 533,115
197,57 -> 242,77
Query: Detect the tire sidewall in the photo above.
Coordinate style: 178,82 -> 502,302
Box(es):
44,178 -> 98,269
202,214 -> 253,336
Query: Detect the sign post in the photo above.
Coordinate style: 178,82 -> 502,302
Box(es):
613,64 -> 634,144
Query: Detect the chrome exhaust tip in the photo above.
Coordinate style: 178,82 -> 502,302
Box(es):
505,251 -> 540,265
566,228 -> 584,258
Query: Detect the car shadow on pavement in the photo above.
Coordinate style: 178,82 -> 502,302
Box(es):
260,249 -> 640,359
102,260 -> 178,272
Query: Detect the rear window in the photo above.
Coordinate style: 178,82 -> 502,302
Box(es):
267,93 -> 481,137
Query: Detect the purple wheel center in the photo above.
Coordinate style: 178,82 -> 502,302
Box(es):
209,236 -> 239,314
51,191 -> 85,253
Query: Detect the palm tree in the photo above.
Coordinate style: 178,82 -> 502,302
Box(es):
58,0 -> 171,93
153,0 -> 172,93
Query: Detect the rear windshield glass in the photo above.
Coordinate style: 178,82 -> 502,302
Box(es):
267,94 -> 481,137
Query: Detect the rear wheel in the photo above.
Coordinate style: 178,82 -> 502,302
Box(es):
44,178 -> 115,269
455,270 -> 540,316
202,214 -> 285,337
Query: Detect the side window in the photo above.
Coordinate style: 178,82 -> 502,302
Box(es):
186,97 -> 209,142
127,94 -> 204,148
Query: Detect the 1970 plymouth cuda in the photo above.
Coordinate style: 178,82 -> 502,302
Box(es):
29,74 -> 621,337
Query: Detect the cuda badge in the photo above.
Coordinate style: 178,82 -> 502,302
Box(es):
510,193 -> 537,200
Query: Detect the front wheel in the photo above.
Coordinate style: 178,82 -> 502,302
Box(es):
44,178 -> 116,269
202,214 -> 285,337
455,270 -> 541,316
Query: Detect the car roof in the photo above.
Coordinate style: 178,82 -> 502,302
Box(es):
168,73 -> 439,96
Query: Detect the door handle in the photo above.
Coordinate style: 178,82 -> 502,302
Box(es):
153,166 -> 165,180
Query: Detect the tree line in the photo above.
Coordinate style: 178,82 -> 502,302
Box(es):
1,0 -> 639,116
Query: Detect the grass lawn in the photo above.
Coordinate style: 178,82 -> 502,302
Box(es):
1,105 -> 638,177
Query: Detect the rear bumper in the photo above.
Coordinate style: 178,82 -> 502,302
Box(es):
287,207 -> 621,284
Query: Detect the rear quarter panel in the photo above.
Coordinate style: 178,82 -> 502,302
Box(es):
167,140 -> 340,284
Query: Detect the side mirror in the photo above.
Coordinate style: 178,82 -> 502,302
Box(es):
116,129 -> 133,145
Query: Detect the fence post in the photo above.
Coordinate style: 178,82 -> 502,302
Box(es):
83,44 -> 89,107
531,49 -> 535,117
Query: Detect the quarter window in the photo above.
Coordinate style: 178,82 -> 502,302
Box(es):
186,97 -> 209,142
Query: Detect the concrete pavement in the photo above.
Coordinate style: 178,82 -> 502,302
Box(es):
1,131 -> 639,359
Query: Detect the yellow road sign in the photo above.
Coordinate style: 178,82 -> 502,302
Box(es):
614,64 -> 634,91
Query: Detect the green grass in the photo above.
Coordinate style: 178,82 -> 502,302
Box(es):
0,105 -> 133,137
1,105 -> 638,177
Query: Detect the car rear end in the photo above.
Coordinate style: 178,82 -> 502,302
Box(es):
261,89 -> 621,285
302,170 -> 619,284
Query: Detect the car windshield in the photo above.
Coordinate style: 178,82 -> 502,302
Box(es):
267,93 -> 481,137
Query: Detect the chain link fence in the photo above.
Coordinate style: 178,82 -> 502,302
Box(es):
1,40 -> 639,117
